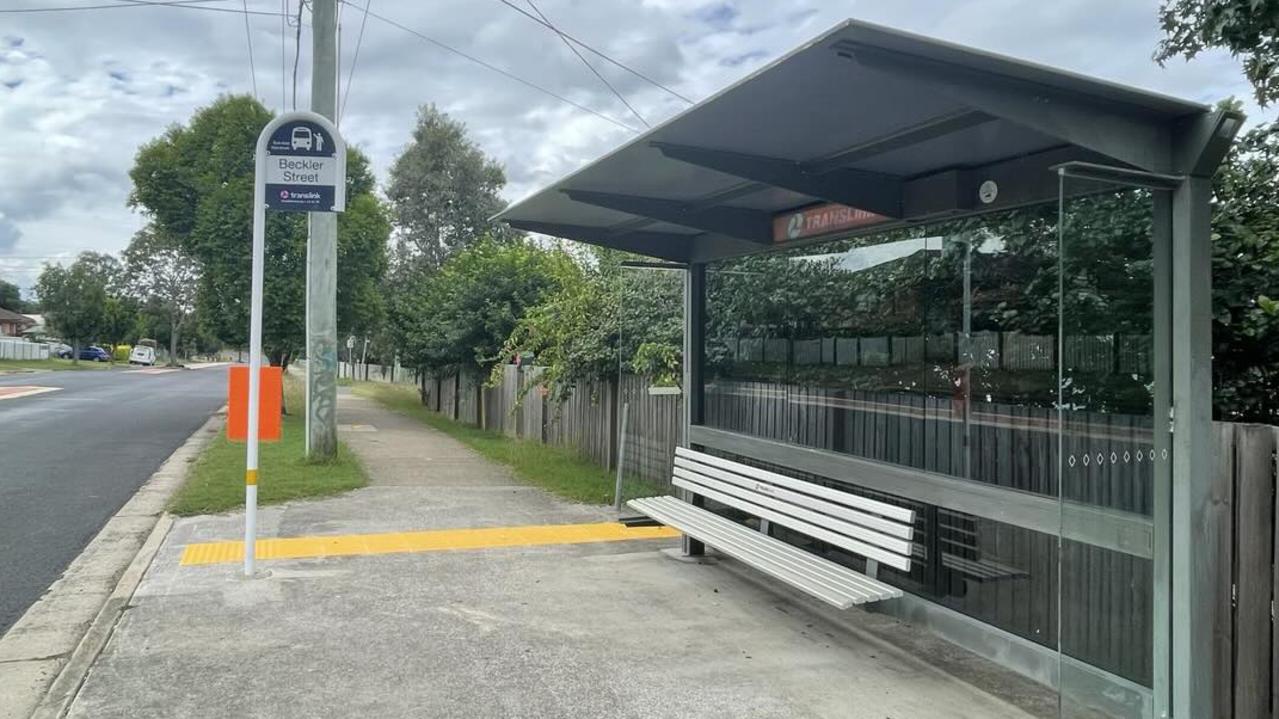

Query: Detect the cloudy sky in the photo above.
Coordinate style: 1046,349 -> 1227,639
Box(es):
0,0 -> 1271,296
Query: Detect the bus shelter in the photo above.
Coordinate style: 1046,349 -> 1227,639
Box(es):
498,20 -> 1241,719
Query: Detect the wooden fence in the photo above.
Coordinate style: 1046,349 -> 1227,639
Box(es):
1213,423 -> 1279,719
411,366 -> 682,491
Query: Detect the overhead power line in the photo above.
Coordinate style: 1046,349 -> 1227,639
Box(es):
0,0 -> 283,16
340,0 -> 640,134
339,0 -> 370,122
280,0 -> 288,108
291,0 -> 303,109
240,0 -> 259,100
494,0 -> 692,105
524,0 -> 648,129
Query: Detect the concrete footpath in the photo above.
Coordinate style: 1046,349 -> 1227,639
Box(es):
58,389 -> 1053,719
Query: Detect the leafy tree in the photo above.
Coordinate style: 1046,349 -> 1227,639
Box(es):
386,105 -> 511,271
497,248 -> 683,402
35,254 -> 112,363
123,227 -> 201,366
0,278 -> 23,311
100,295 -> 140,361
337,192 -> 390,342
1156,0 -> 1279,105
1211,117 -> 1279,420
128,95 -> 389,366
393,238 -> 571,375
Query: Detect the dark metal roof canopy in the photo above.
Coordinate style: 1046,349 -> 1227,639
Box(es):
497,20 -> 1241,263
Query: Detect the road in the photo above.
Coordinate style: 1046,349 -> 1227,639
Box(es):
0,365 -> 227,635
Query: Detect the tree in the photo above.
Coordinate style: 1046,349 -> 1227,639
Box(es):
128,95 -> 390,366
100,295 -> 139,362
0,278 -> 22,312
123,227 -> 201,366
498,248 -> 683,401
1211,116 -> 1279,421
393,238 -> 571,375
386,105 -> 511,271
1156,0 -> 1279,106
35,254 -> 111,363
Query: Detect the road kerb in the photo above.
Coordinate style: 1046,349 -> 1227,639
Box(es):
0,410 -> 225,719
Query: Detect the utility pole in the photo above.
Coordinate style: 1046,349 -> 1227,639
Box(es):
306,0 -> 339,458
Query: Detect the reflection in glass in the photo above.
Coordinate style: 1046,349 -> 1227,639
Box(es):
701,186 -> 1163,716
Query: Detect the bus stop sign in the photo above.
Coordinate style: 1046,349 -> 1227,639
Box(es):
264,119 -> 344,213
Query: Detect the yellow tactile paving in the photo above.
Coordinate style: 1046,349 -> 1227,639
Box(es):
179,521 -> 680,566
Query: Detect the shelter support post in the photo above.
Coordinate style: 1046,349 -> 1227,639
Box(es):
1170,175 -> 1221,718
682,263 -> 706,557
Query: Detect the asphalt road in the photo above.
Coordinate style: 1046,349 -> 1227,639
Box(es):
0,365 -> 227,635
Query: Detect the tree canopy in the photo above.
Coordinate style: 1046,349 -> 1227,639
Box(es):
1157,0 -> 1279,106
386,105 -> 511,271
35,253 -> 114,359
0,278 -> 22,312
393,238 -> 572,375
128,94 -> 389,364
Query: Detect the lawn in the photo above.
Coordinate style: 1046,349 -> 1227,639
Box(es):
169,376 -> 367,515
352,382 -> 648,504
0,357 -> 112,372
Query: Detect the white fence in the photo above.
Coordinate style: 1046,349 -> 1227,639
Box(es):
0,338 -> 50,361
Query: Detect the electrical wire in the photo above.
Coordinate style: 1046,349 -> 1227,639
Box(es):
0,0 -> 282,16
339,0 -> 640,134
525,0 -> 647,128
280,0 -> 288,108
338,0 -> 370,123
291,0 -> 304,110
240,0 -> 259,100
494,0 -> 692,105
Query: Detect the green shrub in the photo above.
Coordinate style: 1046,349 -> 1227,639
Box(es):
113,345 -> 131,362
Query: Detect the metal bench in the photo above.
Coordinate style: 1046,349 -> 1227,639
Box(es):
628,447 -> 916,609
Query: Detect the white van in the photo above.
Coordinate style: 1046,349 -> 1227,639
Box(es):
128,345 -> 157,366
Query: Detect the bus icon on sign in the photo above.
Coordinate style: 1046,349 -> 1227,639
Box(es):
291,127 -> 313,151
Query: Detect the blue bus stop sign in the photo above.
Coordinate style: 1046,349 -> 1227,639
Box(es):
264,119 -> 343,213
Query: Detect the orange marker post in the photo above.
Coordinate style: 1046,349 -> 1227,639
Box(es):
227,365 -> 283,442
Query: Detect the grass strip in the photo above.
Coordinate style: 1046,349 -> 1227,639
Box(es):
169,375 -> 367,516
0,358 -> 112,372
352,382 -> 651,505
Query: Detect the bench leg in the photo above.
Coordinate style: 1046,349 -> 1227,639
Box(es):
682,492 -> 706,557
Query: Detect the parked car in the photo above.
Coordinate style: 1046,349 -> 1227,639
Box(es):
78,346 -> 111,362
49,342 -> 72,359
128,345 -> 156,366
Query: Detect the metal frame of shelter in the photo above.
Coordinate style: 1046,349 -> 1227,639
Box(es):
497,20 -> 1242,718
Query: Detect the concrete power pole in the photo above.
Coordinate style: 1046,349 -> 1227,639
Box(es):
306,0 -> 339,458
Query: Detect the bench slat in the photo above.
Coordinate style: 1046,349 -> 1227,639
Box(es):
672,466 -> 913,557
676,447 -> 915,524
672,475 -> 913,572
674,455 -> 914,541
638,498 -> 894,605
629,496 -> 901,607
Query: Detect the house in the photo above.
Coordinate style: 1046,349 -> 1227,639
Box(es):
0,307 -> 34,337
20,313 -> 47,339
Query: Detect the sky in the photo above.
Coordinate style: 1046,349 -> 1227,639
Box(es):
0,0 -> 1272,297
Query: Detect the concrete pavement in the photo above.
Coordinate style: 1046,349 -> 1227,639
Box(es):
0,366 -> 227,635
60,389 -> 1054,719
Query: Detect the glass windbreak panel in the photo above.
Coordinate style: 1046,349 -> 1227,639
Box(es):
702,207 -> 1064,658
1058,177 -> 1163,719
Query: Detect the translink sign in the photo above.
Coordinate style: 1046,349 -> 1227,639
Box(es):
263,118 -> 345,213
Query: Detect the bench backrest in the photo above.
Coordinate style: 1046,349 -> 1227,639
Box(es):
672,447 -> 916,573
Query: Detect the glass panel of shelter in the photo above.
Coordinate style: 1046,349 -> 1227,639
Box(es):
701,182 -> 1166,717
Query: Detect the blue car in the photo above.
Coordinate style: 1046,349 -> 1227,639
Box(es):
78,346 -> 111,362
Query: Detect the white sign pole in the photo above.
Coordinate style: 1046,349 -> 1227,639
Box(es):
245,111 -> 345,578
244,124 -> 270,578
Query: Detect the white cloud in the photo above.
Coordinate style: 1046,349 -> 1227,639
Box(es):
0,0 -> 1272,296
